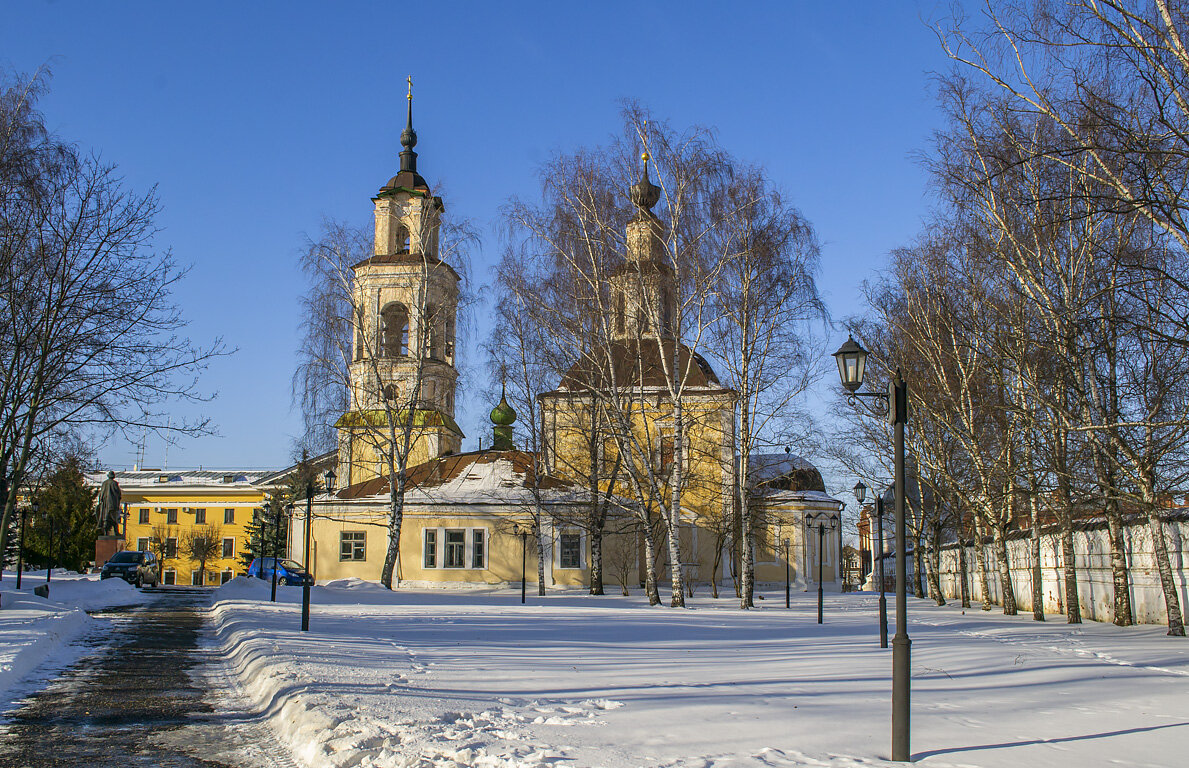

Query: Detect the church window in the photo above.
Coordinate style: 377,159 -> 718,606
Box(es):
423,380 -> 436,402
384,384 -> 397,401
616,295 -> 625,333
340,531 -> 366,561
396,225 -> 411,252
471,529 -> 486,569
444,529 -> 465,568
599,439 -> 617,476
444,316 -> 455,362
559,532 -> 582,569
423,529 -> 437,568
427,304 -> 443,359
381,303 -> 409,357
355,324 -> 365,361
656,434 -> 675,475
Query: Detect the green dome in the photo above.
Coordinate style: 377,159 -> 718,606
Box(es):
490,389 -> 516,426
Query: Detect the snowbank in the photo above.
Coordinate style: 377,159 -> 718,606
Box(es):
207,582 -> 1189,768
0,571 -> 145,702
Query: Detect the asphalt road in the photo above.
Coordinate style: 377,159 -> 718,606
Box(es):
0,588 -> 286,768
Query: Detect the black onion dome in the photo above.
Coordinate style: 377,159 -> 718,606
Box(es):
630,153 -> 661,215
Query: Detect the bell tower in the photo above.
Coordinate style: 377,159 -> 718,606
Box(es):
610,153 -> 677,340
337,79 -> 464,487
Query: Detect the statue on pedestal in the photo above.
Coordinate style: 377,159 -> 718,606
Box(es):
96,471 -> 122,536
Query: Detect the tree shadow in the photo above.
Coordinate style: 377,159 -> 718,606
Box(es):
913,720 -> 1189,760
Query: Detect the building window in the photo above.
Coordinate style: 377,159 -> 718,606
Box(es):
224,508 -> 235,524
137,537 -> 149,551
559,532 -> 582,569
194,508 -> 206,524
221,537 -> 235,559
423,529 -> 437,568
472,529 -> 486,569
163,569 -> 176,585
396,224 -> 410,251
166,509 -> 177,525
656,435 -> 675,475
444,529 -> 465,568
191,571 -> 203,586
220,570 -> 234,584
340,531 -> 366,561
138,508 -> 150,524
381,302 -> 409,357
165,537 -> 178,559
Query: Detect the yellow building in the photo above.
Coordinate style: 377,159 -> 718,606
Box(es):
89,470 -> 269,586
303,97 -> 842,592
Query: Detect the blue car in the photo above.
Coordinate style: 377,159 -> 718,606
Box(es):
247,556 -> 314,586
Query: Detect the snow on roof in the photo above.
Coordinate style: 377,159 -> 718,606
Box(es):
85,469 -> 273,488
333,450 -> 589,506
748,452 -> 817,482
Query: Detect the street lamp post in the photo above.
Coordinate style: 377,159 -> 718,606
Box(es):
855,481 -> 889,649
804,512 -> 838,624
513,524 -> 528,604
16,502 -> 34,590
46,505 -> 54,584
299,468 -> 335,632
784,538 -> 791,609
834,335 -> 911,762
269,500 -> 282,603
301,476 -> 313,632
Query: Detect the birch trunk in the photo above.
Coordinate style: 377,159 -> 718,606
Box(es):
1029,495 -> 1044,621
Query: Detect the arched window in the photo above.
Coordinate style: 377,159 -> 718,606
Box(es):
381,303 -> 409,357
444,316 -> 455,363
383,384 -> 397,401
427,304 -> 443,360
355,324 -> 365,361
396,225 -> 411,252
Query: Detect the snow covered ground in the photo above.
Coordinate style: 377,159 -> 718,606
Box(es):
0,570 -> 146,703
208,578 -> 1189,768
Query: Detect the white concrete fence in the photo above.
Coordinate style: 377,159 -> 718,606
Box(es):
905,511 -> 1189,625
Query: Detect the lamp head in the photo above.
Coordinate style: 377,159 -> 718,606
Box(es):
833,335 -> 868,393
853,480 -> 867,504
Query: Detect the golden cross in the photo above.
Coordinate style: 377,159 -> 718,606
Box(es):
407,76 -> 413,100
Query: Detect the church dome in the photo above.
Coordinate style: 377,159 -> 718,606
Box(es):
490,391 -> 516,426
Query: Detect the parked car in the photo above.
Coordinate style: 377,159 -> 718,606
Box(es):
100,550 -> 159,587
247,556 -> 314,586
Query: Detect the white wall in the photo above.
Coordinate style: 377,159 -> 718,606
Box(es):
927,515 -> 1189,625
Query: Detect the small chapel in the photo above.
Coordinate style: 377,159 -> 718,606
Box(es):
302,89 -> 842,592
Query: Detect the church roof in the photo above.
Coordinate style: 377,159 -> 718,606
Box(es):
748,452 -> 826,493
555,339 -> 724,391
350,251 -> 460,281
333,408 -> 465,437
333,449 -> 575,501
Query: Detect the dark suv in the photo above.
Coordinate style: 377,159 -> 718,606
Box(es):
100,550 -> 159,587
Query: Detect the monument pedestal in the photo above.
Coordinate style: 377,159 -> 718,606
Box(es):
95,535 -> 125,568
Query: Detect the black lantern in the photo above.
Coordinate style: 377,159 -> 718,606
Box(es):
833,335 -> 868,393
324,468 -> 337,494
853,480 -> 868,505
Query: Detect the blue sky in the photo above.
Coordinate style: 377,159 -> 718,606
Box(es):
3,1 -> 958,475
